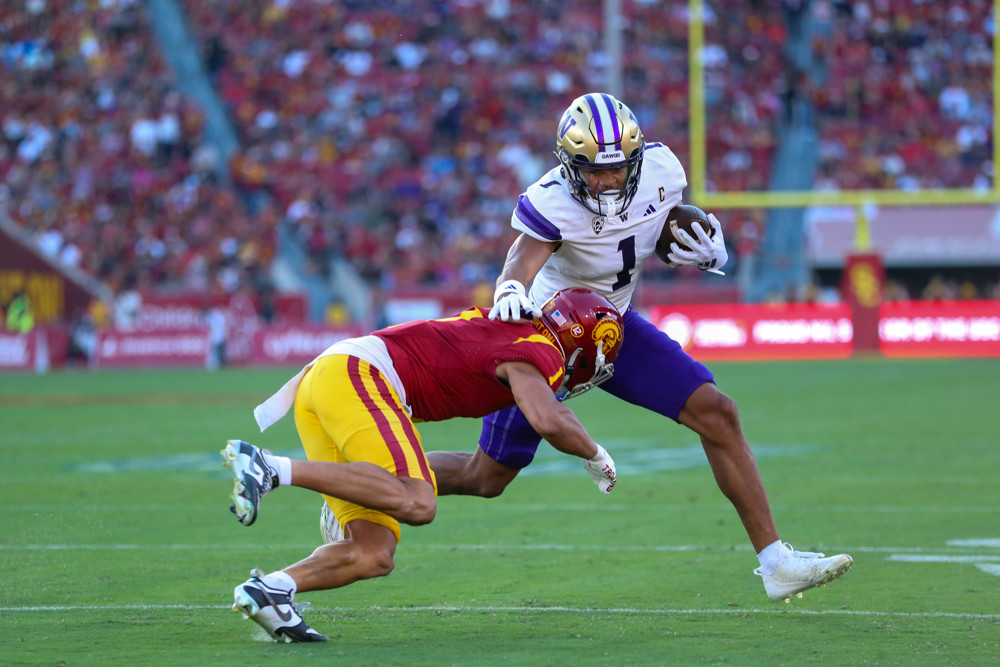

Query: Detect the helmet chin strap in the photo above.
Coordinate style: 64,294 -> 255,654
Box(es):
558,341 -> 615,401
592,192 -> 622,217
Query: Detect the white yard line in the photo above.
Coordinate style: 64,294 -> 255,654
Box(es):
0,603 -> 997,621
2,543 -> 998,554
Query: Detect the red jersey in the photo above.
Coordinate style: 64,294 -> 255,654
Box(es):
373,307 -> 566,422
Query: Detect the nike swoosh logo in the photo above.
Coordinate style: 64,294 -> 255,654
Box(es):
246,456 -> 266,485
257,582 -> 295,622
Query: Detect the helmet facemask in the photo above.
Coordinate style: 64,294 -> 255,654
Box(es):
555,93 -> 645,217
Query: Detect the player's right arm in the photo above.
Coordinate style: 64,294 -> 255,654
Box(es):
490,234 -> 559,322
499,361 -> 617,494
498,233 -> 559,287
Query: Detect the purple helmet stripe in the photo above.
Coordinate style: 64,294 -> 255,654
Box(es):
515,194 -> 563,241
584,94 -> 606,146
600,94 -> 622,151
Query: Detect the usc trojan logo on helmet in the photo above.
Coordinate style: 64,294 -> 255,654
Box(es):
592,317 -> 623,355
534,288 -> 625,399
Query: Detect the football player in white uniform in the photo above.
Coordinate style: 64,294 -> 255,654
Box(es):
426,93 -> 852,603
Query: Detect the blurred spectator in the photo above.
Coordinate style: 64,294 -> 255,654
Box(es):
113,275 -> 143,331
202,304 -> 228,371
67,308 -> 98,369
5,290 -> 34,333
883,279 -> 910,302
921,274 -> 958,301
733,211 -> 764,298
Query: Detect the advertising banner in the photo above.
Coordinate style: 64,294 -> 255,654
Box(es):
87,324 -> 365,369
249,324 -> 364,365
0,331 -> 37,371
879,300 -> 1000,358
93,329 -> 209,368
0,327 -> 68,373
648,303 -> 854,361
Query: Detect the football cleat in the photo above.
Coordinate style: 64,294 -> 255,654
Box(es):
754,544 -> 853,603
221,439 -> 277,527
232,569 -> 327,643
320,502 -> 345,544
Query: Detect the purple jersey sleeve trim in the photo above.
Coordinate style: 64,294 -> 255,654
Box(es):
514,194 -> 562,241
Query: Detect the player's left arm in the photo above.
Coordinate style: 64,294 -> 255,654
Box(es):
669,213 -> 729,274
499,361 -> 617,494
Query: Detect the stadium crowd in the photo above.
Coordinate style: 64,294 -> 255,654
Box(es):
179,0 -> 791,287
0,0 -> 275,299
1,0 -> 993,307
809,0 -> 993,191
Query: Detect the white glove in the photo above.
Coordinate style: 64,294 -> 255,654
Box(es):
667,213 -> 729,275
489,280 -> 541,323
582,444 -> 617,495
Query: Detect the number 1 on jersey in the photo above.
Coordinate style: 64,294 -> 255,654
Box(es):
612,235 -> 635,291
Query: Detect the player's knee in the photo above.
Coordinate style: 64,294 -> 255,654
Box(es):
400,484 -> 437,525
685,384 -> 743,438
474,476 -> 510,498
361,545 -> 396,578
712,390 -> 740,428
338,541 -> 396,579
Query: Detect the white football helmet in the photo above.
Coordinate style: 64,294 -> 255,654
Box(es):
555,92 -> 645,217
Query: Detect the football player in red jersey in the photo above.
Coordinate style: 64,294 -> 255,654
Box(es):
218,287 -> 624,643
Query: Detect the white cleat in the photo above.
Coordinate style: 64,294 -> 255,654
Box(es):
232,569 -> 327,643
755,544 -> 853,603
221,439 -> 277,526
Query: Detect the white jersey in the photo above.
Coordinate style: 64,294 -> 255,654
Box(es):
511,142 -> 687,313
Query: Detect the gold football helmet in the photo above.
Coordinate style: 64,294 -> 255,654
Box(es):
555,93 -> 645,217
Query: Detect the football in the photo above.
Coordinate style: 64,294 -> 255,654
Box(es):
654,204 -> 714,263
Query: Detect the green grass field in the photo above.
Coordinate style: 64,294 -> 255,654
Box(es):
2,358 -> 999,665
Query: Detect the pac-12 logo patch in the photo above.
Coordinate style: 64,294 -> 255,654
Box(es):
592,216 -> 606,234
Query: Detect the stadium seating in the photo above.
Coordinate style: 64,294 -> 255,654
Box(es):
6,1 -> 989,304
179,0 -> 789,286
0,0 -> 274,297
809,0 -> 992,190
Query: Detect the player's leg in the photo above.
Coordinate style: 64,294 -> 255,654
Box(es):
288,459 -> 436,525
600,308 -> 778,551
426,447 -> 519,497
229,355 -> 438,642
603,310 -> 851,599
232,520 -> 399,643
678,382 -> 778,551
283,518 -> 399,592
296,354 -> 437,527
426,404 -> 542,497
